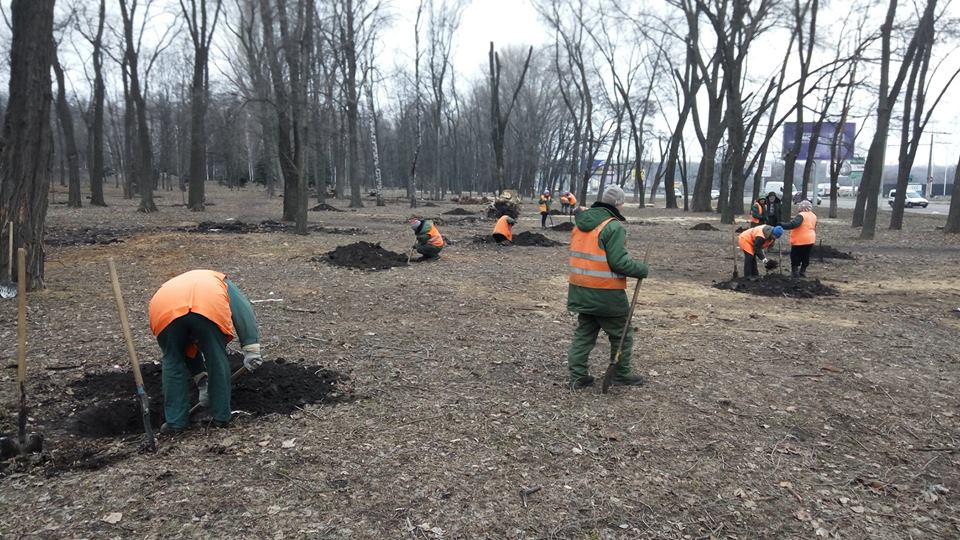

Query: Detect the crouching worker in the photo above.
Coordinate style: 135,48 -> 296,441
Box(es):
492,214 -> 516,245
567,186 -> 649,389
410,217 -> 445,260
149,270 -> 262,432
738,224 -> 783,277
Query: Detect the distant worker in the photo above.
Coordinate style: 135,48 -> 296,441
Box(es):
559,193 -> 570,214
763,191 -> 782,226
779,199 -> 817,278
750,197 -> 765,225
539,190 -> 553,228
409,217 -> 445,261
149,270 -> 263,432
738,224 -> 783,277
566,192 -> 578,215
567,185 -> 649,390
492,214 -> 517,245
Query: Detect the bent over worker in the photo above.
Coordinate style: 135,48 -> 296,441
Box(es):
410,217 -> 445,260
566,192 -> 578,215
779,199 -> 817,278
738,224 -> 783,277
492,214 -> 516,245
149,270 -> 262,432
567,185 -> 649,390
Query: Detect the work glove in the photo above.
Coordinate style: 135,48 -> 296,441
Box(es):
761,258 -> 769,265
242,343 -> 263,372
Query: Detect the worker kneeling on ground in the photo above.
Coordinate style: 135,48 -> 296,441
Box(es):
738,224 -> 783,278
410,217 -> 445,261
492,214 -> 516,245
567,185 -> 649,390
779,199 -> 817,278
149,269 -> 262,432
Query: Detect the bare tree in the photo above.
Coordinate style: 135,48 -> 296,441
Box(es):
52,50 -> 82,208
0,0 -> 55,289
75,0 -> 107,206
409,0 -> 424,207
945,154 -> 960,233
488,42 -> 534,196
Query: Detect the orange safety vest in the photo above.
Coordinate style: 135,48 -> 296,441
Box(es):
425,223 -> 444,247
568,194 -> 577,206
560,195 -> 569,205
149,270 -> 236,340
751,201 -> 764,224
493,215 -> 514,241
568,218 -> 626,290
539,195 -> 551,213
790,211 -> 817,246
738,226 -> 774,256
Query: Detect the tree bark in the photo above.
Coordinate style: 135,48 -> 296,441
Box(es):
944,154 -> 960,233
52,52 -> 82,209
119,0 -> 158,213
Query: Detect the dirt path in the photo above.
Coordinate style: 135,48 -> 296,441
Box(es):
0,185 -> 958,538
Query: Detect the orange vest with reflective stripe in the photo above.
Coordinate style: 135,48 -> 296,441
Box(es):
493,215 -> 513,241
568,218 -> 626,289
149,270 -> 236,340
568,194 -> 577,206
751,201 -> 764,224
790,211 -> 817,246
738,226 -> 773,256
425,223 -> 444,247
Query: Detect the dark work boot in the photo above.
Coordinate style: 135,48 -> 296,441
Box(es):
612,373 -> 646,386
791,266 -> 800,278
799,267 -> 807,278
570,375 -> 594,390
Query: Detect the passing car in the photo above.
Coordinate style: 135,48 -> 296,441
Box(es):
887,189 -> 929,208
710,189 -> 720,200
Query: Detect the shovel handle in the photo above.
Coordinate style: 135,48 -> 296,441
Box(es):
108,258 -> 146,388
16,248 -> 25,387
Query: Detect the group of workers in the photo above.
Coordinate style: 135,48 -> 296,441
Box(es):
537,190 -> 579,228
146,185 -> 818,433
739,191 -> 818,278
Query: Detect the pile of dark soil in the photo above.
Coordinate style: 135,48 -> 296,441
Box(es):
310,203 -> 344,212
475,232 -> 563,247
422,202 -> 438,207
713,274 -> 838,298
547,209 -> 564,215
69,356 -> 349,438
690,223 -> 720,231
182,220 -> 363,235
451,196 -> 487,205
735,226 -> 747,233
442,208 -> 476,216
321,241 -> 408,270
805,243 -> 855,260
45,227 -> 127,247
550,222 -> 575,231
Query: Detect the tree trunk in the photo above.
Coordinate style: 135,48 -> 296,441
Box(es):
260,0 -> 298,221
52,53 -> 82,208
187,47 -> 208,210
0,0 -> 55,289
944,153 -> 960,233
87,0 -> 107,206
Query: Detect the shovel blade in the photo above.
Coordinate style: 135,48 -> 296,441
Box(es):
138,392 -> 156,452
600,362 -> 618,394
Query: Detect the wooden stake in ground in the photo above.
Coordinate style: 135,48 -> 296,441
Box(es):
16,248 -> 27,447
107,258 -> 156,451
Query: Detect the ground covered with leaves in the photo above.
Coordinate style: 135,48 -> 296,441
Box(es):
0,185 -> 958,538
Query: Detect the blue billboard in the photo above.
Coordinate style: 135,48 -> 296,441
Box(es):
782,122 -> 855,161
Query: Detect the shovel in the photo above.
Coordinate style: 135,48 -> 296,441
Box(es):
601,247 -> 651,394
108,258 -> 156,452
0,248 -> 42,458
188,366 -> 247,416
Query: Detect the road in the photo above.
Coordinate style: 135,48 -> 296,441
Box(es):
818,197 -> 950,215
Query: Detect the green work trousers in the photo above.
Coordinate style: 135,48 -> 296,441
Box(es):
415,244 -> 443,258
567,313 -> 633,383
157,312 -> 232,428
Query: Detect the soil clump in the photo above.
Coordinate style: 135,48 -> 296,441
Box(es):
713,274 -> 838,298
321,241 -> 408,270
803,243 -> 855,260
690,223 -> 719,231
474,232 -> 563,247
309,203 -> 344,212
550,222 -> 575,231
45,227 -> 128,247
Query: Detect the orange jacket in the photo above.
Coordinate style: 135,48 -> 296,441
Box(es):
568,218 -> 626,289
738,226 -> 774,256
493,215 -> 514,241
149,270 -> 236,340
790,211 -> 817,246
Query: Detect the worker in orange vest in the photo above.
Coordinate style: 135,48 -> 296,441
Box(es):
409,217 -> 445,260
559,193 -> 570,214
779,199 -> 817,278
538,190 -> 552,228
567,186 -> 649,389
738,224 -> 783,277
566,192 -> 578,215
750,197 -> 765,225
148,270 -> 262,432
492,214 -> 516,245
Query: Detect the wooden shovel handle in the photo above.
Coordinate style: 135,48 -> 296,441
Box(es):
108,258 -> 146,388
16,248 -> 26,387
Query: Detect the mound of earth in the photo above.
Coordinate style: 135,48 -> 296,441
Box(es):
547,209 -> 563,215
473,232 -> 562,247
182,220 -> 362,235
713,274 -> 838,298
322,241 -> 408,270
806,244 -> 855,260
310,203 -> 344,212
550,222 -> 575,231
69,356 -> 349,438
735,226 -> 747,233
442,208 -> 476,216
45,227 -> 128,247
422,202 -> 438,207
690,223 -> 719,231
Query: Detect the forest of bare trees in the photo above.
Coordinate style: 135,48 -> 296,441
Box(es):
0,0 -> 959,286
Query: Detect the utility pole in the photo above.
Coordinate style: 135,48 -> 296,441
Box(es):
926,132 -> 933,198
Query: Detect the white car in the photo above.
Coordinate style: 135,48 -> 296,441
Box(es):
887,189 -> 928,208
710,189 -> 720,200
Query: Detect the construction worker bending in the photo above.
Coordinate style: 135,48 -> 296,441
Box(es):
566,192 -> 578,215
409,217 -> 445,261
738,224 -> 783,277
567,185 -> 649,390
559,193 -> 570,214
492,214 -> 516,245
149,270 -> 262,432
539,190 -> 552,228
779,199 -> 817,278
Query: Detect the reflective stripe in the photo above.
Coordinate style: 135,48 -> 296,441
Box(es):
569,266 -> 625,279
569,250 -> 607,262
